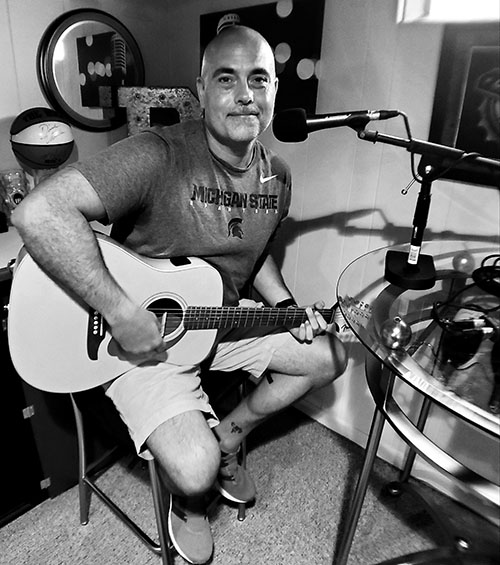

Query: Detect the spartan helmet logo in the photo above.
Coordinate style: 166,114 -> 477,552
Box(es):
475,67 -> 500,143
228,217 -> 243,239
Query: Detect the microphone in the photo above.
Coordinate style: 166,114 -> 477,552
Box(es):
111,33 -> 127,84
273,107 -> 400,142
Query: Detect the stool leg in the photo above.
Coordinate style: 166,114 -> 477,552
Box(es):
237,379 -> 248,521
238,436 -> 247,521
149,459 -> 174,565
70,394 -> 92,525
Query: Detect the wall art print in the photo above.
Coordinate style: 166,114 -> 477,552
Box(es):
200,0 -> 325,114
425,23 -> 500,187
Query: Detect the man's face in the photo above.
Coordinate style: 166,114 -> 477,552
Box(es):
197,33 -> 278,153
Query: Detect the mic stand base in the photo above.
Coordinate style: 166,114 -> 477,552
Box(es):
385,250 -> 436,290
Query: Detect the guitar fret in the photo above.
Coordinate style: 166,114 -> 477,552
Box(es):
182,307 -> 333,330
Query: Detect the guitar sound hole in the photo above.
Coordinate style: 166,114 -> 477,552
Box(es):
148,298 -> 184,338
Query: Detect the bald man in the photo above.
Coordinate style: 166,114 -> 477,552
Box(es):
12,26 -> 346,564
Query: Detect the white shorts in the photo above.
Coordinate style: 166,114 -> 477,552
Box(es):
105,327 -> 290,459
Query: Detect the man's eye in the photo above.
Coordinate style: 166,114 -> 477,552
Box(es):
250,76 -> 269,88
218,76 -> 234,85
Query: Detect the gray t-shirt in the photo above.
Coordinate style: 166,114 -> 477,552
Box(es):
72,119 -> 291,305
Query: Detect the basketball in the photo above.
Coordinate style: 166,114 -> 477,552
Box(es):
10,107 -> 74,170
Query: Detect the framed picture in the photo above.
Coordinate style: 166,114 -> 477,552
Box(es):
424,23 -> 499,187
200,0 -> 325,114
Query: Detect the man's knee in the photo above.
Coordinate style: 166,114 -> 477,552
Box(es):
309,332 -> 347,387
147,412 -> 221,496
172,441 -> 221,496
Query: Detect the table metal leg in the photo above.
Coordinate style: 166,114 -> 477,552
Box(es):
333,406 -> 386,565
398,396 -> 432,483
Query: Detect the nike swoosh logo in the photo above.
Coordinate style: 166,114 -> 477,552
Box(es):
260,173 -> 278,183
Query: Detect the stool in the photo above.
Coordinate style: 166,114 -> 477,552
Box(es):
71,369 -> 250,564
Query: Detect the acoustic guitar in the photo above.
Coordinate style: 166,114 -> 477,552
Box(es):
8,232 -> 334,393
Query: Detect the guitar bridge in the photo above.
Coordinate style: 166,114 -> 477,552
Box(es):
87,308 -> 106,360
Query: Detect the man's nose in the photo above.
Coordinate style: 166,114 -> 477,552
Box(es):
235,81 -> 254,104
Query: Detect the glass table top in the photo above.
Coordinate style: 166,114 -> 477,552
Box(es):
336,240 -> 500,437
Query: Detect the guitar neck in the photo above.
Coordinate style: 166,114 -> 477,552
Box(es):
183,306 -> 334,330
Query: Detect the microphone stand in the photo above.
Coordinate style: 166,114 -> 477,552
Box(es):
356,128 -> 500,290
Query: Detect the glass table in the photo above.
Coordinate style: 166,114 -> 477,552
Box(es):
334,240 -> 500,565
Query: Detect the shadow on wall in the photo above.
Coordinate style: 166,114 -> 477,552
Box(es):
271,208 -> 500,269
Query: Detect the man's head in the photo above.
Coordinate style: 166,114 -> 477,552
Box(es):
196,26 -> 278,163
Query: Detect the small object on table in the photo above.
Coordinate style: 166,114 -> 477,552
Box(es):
452,250 -> 476,274
380,316 -> 412,350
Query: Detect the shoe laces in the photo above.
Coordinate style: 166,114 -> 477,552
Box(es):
173,496 -> 207,521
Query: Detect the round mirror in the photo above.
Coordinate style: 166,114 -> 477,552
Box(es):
37,9 -> 145,132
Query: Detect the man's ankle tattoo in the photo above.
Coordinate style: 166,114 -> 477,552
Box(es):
230,421 -> 242,434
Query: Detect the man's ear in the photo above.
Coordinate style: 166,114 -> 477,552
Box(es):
196,77 -> 205,108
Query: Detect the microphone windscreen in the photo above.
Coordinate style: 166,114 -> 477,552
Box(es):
112,33 -> 127,76
272,108 -> 308,142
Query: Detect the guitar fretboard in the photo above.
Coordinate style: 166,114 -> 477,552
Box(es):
182,307 -> 334,330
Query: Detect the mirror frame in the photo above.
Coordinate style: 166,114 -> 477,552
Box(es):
37,9 -> 145,132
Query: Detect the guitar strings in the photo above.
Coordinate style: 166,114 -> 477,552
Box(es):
148,307 -> 327,316
148,307 -> 332,326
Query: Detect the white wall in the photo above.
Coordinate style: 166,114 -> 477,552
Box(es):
160,0 -> 500,514
291,1 -> 500,509
0,0 -> 175,169
2,0 -> 499,513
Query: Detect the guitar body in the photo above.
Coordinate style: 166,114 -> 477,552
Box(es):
8,233 -> 222,393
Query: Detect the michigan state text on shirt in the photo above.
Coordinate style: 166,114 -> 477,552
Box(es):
191,184 -> 279,210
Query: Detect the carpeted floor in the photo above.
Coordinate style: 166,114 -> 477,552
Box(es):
1,408 -> 498,565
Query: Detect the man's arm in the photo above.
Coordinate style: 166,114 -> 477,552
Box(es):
251,253 -> 294,308
251,254 -> 327,343
10,168 -> 166,356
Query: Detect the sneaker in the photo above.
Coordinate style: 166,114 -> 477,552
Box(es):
216,448 -> 256,503
168,494 -> 213,564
